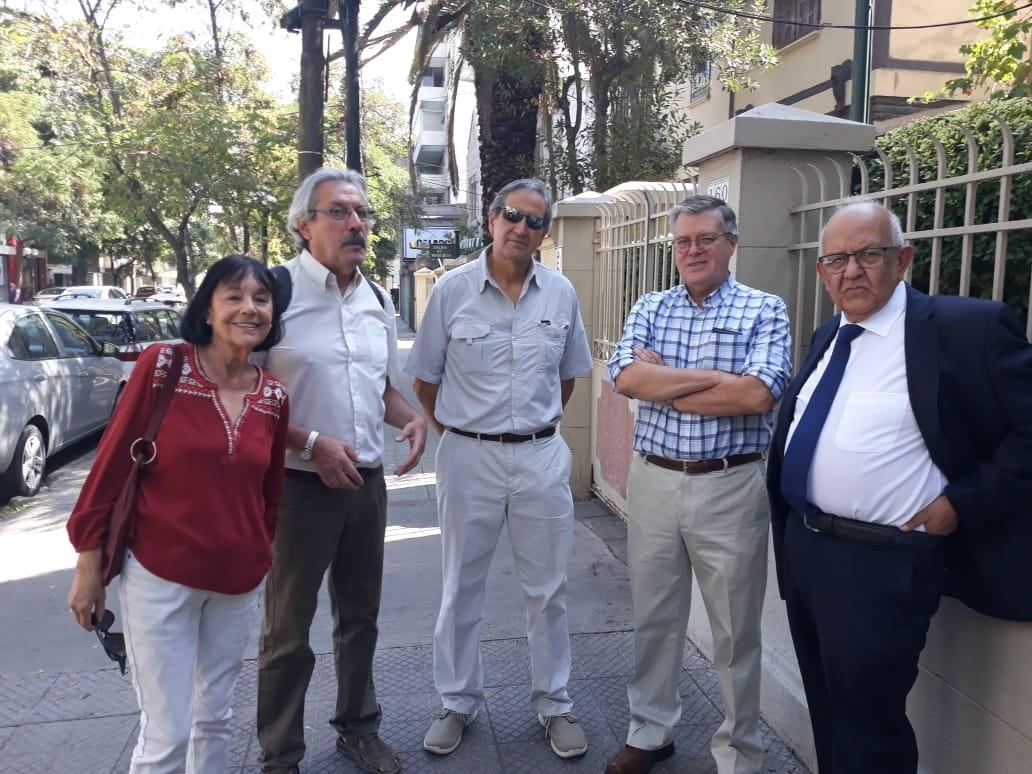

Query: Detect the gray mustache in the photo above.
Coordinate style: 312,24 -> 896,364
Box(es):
342,234 -> 367,248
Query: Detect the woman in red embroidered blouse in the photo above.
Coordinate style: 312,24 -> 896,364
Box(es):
66,255 -> 289,774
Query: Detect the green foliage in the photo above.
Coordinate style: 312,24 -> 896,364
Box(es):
868,97 -> 1032,316
925,0 -> 1032,100
0,3 -> 414,291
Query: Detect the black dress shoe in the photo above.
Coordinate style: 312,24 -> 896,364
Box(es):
605,742 -> 676,774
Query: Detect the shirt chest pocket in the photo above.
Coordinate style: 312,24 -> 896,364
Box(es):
702,328 -> 749,372
364,321 -> 389,372
834,391 -> 909,453
450,321 -> 495,374
536,319 -> 568,373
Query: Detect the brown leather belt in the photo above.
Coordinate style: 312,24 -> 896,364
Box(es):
642,451 -> 764,474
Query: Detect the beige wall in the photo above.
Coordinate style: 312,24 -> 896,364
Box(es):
679,0 -> 981,130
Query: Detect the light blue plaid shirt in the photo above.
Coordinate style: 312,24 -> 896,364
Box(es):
607,276 -> 792,460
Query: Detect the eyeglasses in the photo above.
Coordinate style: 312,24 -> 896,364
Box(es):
673,232 -> 732,252
817,246 -> 898,274
500,206 -> 547,231
92,609 -> 127,675
309,205 -> 376,225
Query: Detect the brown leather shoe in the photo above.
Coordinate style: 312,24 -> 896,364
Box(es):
336,733 -> 401,774
605,742 -> 676,774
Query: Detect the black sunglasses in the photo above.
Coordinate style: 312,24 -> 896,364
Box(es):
500,206 -> 547,231
92,609 -> 127,675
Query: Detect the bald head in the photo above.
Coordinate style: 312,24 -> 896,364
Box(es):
816,201 -> 913,323
820,202 -> 903,253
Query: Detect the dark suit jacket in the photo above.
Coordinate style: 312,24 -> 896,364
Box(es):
767,285 -> 1032,621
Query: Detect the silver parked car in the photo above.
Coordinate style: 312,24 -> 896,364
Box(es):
0,303 -> 126,498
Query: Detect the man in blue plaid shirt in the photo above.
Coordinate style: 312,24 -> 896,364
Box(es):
604,196 -> 791,774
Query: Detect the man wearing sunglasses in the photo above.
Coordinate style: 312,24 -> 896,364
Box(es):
405,178 -> 593,760
767,202 -> 1032,774
606,196 -> 792,774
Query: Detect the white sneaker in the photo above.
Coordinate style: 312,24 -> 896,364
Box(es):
423,709 -> 478,755
538,712 -> 588,758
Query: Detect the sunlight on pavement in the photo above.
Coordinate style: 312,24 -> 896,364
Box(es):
384,471 -> 436,490
384,525 -> 440,543
0,519 -> 78,582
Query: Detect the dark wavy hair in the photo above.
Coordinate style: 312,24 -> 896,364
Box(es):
179,254 -> 285,352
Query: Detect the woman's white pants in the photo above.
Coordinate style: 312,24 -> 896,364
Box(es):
119,552 -> 260,774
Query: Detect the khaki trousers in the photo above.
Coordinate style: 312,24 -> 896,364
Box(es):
625,454 -> 769,774
256,468 -> 387,772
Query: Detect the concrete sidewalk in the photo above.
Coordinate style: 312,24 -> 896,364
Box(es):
0,320 -> 808,773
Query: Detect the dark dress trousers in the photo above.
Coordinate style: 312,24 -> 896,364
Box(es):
767,285 -> 1032,774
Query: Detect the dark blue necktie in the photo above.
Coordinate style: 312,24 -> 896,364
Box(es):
781,324 -> 864,514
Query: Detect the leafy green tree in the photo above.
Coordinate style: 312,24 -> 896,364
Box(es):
932,0 -> 1032,100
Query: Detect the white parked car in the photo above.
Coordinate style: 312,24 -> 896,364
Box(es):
0,303 -> 126,498
39,285 -> 130,303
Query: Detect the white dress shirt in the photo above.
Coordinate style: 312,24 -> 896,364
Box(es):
259,250 -> 400,469
404,248 -> 593,434
785,281 -> 947,527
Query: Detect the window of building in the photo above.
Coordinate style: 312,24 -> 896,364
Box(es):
773,0 -> 820,49
417,147 -> 446,176
422,192 -> 445,205
690,60 -> 711,103
420,67 -> 445,88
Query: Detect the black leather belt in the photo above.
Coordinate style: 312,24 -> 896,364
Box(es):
447,426 -> 557,443
799,510 -> 946,549
643,452 -> 764,474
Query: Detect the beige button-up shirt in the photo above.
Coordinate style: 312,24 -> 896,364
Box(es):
258,250 -> 400,469
404,249 -> 592,435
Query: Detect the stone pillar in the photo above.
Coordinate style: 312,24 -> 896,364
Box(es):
550,196 -> 611,500
412,267 -> 436,331
683,103 -> 877,351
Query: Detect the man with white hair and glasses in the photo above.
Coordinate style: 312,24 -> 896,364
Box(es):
406,178 -> 593,760
768,201 -> 1032,774
256,167 -> 427,774
606,195 -> 791,774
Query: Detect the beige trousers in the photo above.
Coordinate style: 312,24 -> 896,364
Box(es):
625,454 -> 769,774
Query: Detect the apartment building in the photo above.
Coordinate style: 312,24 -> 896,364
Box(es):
681,0 -> 981,130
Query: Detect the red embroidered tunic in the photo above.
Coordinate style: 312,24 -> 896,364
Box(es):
67,343 -> 290,595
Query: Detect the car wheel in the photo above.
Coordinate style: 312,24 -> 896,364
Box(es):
2,425 -> 47,498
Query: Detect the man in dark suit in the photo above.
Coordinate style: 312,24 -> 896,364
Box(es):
767,202 -> 1032,774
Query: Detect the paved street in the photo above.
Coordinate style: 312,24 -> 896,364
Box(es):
0,321 -> 809,773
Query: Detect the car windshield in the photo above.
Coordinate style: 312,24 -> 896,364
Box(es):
60,311 -> 131,345
65,288 -> 101,298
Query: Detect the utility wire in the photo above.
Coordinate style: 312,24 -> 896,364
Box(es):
520,0 -> 1032,31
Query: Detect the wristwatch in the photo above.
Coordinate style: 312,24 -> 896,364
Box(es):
299,430 -> 320,462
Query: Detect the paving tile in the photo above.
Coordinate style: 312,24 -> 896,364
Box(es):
582,515 -> 628,539
570,631 -> 634,679
672,720 -> 723,759
373,645 -> 435,696
227,704 -> 257,770
379,691 -> 437,724
683,641 -> 712,671
592,675 -> 631,738
26,668 -> 138,722
0,673 -> 58,727
496,730 -> 621,773
0,633 -> 809,773
3,714 -> 136,773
